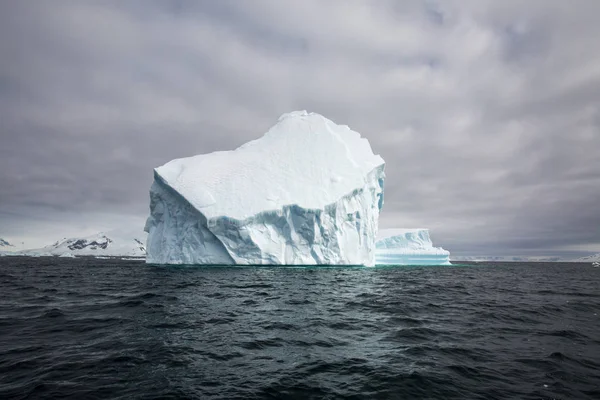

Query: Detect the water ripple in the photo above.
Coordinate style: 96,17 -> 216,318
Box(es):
0,258 -> 599,399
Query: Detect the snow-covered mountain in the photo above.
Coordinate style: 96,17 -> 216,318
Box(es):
0,238 -> 14,256
451,255 -> 564,262
574,253 -> 600,262
20,229 -> 147,258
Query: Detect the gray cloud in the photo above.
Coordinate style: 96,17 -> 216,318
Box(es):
1,0 -> 599,256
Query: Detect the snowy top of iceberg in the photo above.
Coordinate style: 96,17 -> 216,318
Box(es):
155,111 -> 384,221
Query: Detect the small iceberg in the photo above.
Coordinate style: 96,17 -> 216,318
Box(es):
375,229 -> 450,266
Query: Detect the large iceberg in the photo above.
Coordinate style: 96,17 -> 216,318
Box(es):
375,229 -> 450,265
145,111 -> 385,266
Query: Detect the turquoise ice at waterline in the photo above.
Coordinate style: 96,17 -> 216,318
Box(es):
375,229 -> 451,266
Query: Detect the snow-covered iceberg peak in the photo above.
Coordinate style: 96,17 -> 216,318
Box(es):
375,229 -> 450,265
145,111 -> 385,266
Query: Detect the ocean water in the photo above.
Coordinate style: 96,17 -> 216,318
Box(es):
1,257 -> 599,399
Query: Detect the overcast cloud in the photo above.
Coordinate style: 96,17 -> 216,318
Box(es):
1,0 -> 599,257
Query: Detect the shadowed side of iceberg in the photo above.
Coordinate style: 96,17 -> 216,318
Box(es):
145,165 -> 385,266
144,176 -> 235,265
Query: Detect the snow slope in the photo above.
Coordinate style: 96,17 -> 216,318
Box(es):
0,238 -> 17,256
574,253 -> 600,263
21,229 -> 147,257
375,229 -> 450,265
145,110 -> 386,266
0,238 -> 13,256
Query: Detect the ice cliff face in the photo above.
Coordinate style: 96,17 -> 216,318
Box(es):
375,229 -> 450,265
145,111 -> 385,266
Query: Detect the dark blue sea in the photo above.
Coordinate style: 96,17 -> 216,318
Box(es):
1,257 -> 599,399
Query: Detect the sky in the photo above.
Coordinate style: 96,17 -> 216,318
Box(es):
1,0 -> 599,257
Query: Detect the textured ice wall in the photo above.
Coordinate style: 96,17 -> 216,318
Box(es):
145,111 -> 385,266
145,167 -> 384,265
375,229 -> 451,266
144,179 -> 234,264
